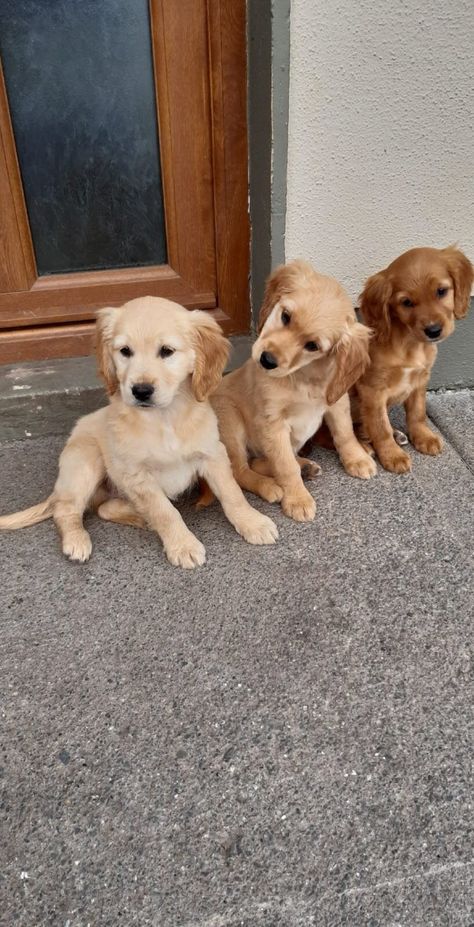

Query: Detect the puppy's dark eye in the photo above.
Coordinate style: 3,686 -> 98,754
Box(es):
119,346 -> 133,357
159,345 -> 175,359
436,287 -> 448,298
401,298 -> 413,308
281,310 -> 291,326
305,341 -> 319,352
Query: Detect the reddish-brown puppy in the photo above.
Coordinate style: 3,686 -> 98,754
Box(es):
356,246 -> 473,473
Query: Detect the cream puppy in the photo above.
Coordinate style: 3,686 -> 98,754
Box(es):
0,297 -> 278,568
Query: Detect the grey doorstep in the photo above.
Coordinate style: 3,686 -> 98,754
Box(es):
0,336 -> 254,443
1,328 -> 472,443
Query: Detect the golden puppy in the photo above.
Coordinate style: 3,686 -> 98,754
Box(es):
0,297 -> 278,568
209,260 -> 376,523
356,246 -> 473,473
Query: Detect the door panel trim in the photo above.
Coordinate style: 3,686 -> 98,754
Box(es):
0,62 -> 36,292
0,264 -> 216,328
207,0 -> 250,334
0,307 -> 230,363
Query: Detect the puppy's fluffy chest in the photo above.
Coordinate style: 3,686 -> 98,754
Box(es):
252,371 -> 327,451
388,344 -> 435,403
284,379 -> 327,450
286,399 -> 326,450
106,401 -> 218,499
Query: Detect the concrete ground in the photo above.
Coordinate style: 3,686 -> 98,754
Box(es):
0,389 -> 473,926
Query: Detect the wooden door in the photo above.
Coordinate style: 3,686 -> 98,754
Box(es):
0,0 -> 249,363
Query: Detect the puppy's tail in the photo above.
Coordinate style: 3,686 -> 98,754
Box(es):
195,479 -> 215,509
0,494 -> 54,529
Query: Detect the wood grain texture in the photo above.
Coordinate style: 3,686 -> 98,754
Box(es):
207,0 -> 250,334
0,323 -> 95,363
0,62 -> 36,292
0,307 -> 232,363
0,264 -> 216,329
151,0 -> 216,294
0,1 -> 250,361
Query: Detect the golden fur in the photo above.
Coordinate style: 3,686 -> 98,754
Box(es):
356,246 -> 473,472
209,260 -> 376,523
0,297 -> 278,568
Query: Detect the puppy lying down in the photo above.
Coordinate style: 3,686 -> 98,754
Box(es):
0,298 -> 278,568
207,260 -> 376,522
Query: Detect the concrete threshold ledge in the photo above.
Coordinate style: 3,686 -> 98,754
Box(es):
0,337 -> 472,453
0,336 -> 254,443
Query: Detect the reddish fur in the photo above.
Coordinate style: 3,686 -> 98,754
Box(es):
356,245 -> 473,473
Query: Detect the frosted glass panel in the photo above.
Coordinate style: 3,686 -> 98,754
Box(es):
0,0 -> 167,274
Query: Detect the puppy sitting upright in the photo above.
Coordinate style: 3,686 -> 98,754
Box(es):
0,298 -> 278,568
357,246 -> 473,473
210,260 -> 376,523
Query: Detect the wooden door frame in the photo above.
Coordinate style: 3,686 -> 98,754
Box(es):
0,0 -> 249,363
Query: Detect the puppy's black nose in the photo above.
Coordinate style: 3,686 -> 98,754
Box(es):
260,351 -> 278,370
424,323 -> 443,340
131,382 -> 155,402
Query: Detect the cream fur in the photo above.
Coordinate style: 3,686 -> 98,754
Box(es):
0,298 -> 278,567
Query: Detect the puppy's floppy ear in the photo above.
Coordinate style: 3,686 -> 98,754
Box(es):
326,321 -> 371,405
258,266 -> 283,332
359,271 -> 392,341
258,262 -> 299,332
190,311 -> 230,401
441,246 -> 473,319
259,260 -> 313,331
96,307 -> 119,395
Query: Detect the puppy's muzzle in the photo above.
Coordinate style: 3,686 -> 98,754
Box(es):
260,351 -> 278,370
131,382 -> 155,405
424,323 -> 443,341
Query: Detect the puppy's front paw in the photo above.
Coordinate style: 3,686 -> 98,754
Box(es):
378,444 -> 412,474
282,488 -> 316,522
411,429 -> 443,456
63,529 -> 92,563
238,511 -> 279,545
165,533 -> 206,569
344,452 -> 377,480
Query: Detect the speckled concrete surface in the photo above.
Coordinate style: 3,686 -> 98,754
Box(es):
427,390 -> 474,472
0,402 -> 473,926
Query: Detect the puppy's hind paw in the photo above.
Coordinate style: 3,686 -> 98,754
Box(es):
299,458 -> 322,481
98,498 -> 146,528
393,429 -> 409,447
238,512 -> 279,545
256,477 -> 284,504
62,529 -> 92,563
